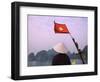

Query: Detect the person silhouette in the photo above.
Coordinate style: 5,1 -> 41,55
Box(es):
52,43 -> 71,65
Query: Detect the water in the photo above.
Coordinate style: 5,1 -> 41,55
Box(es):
28,60 -> 52,66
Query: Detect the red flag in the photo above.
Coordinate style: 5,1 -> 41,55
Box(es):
54,21 -> 69,33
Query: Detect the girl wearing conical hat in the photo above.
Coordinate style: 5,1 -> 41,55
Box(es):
52,43 -> 71,65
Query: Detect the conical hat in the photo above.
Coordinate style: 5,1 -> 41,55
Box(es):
53,43 -> 68,53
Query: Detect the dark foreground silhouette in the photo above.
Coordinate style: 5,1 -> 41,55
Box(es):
52,53 -> 71,65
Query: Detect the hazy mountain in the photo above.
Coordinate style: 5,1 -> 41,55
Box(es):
28,45 -> 88,66
47,49 -> 58,60
35,50 -> 48,62
28,49 -> 58,66
35,49 -> 58,61
82,45 -> 88,63
28,52 -> 35,61
67,45 -> 88,64
83,45 -> 88,52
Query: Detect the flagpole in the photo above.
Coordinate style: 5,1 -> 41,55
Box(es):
53,21 -> 85,64
69,33 -> 85,64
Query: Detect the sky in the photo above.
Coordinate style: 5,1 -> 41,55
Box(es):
27,15 -> 88,55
